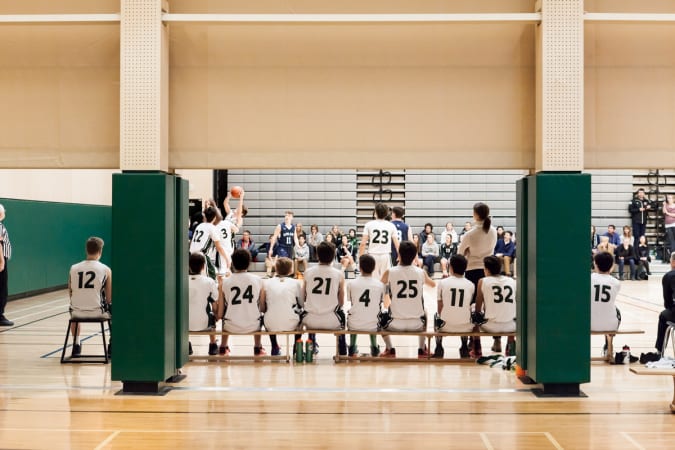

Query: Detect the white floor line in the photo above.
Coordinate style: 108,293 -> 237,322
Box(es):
9,305 -> 68,322
479,432 -> 494,450
94,430 -> 120,450
544,432 -> 564,450
621,432 -> 646,450
7,298 -> 68,315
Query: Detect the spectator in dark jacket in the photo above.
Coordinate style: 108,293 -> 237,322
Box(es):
616,239 -> 637,281
236,230 -> 258,260
494,231 -> 516,277
635,235 -> 651,277
629,188 -> 652,246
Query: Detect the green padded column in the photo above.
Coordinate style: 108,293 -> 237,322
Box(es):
111,172 -> 177,393
527,173 -> 591,394
175,177 -> 189,369
515,177 -> 529,371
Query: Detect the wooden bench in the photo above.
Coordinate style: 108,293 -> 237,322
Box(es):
188,330 -> 298,362
590,329 -> 645,363
630,367 -> 675,413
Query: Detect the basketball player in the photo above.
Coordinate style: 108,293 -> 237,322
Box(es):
591,251 -> 621,333
263,257 -> 304,334
359,203 -> 400,280
390,206 -> 412,265
433,254 -> 475,358
189,206 -> 227,280
302,242 -> 347,355
214,214 -> 239,276
474,256 -> 517,358
346,254 -> 384,357
68,237 -> 112,357
269,211 -> 298,259
223,188 -> 247,228
188,252 -> 220,356
219,249 -> 267,355
379,241 -> 436,358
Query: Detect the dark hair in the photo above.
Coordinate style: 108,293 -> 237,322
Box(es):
424,223 -> 433,231
483,255 -> 501,275
317,241 -> 336,264
241,205 -> 248,217
374,203 -> 389,219
231,249 -> 251,271
204,206 -> 218,223
473,202 -> 492,233
189,252 -> 206,275
504,231 -> 513,238
275,257 -> 294,276
392,206 -> 405,219
86,237 -> 104,255
358,254 -> 376,275
398,241 -> 418,266
608,224 -> 616,230
449,254 -> 468,276
594,251 -> 614,273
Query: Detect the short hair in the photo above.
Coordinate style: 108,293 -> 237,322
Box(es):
241,205 -> 248,217
670,251 -> 675,262
594,251 -> 614,273
374,203 -> 389,219
284,210 -> 294,216
392,206 -> 405,219
398,241 -> 418,266
275,257 -> 294,276
424,223 -> 433,230
483,255 -> 502,276
358,254 -> 376,275
189,252 -> 206,275
204,206 -> 218,222
608,224 -> 616,230
449,254 -> 468,276
86,237 -> 104,255
231,249 -> 251,271
316,241 -> 336,264
504,230 -> 513,238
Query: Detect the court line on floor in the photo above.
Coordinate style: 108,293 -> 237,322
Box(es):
0,311 -> 69,334
6,298 -> 68,316
40,328 -> 110,358
479,432 -> 494,450
621,432 -> 646,450
94,430 -> 120,450
0,428 -> 578,435
10,305 -> 70,323
544,432 -> 564,450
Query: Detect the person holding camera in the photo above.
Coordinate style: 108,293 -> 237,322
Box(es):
629,188 -> 651,246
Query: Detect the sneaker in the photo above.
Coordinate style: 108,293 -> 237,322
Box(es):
208,343 -> 219,355
459,346 -> 470,359
348,345 -> 359,357
313,342 -> 320,355
72,344 -> 81,357
254,346 -> 267,356
629,354 -> 639,364
370,345 -> 380,357
505,342 -> 516,357
217,346 -> 230,356
271,346 -> 281,356
380,348 -> 396,358
491,338 -> 502,353
432,346 -> 445,359
469,347 -> 483,359
418,347 -> 429,359
0,316 -> 14,326
219,345 -> 227,355
189,342 -> 193,356
640,352 -> 661,364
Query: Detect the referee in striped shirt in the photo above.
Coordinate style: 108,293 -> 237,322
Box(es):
0,204 -> 13,326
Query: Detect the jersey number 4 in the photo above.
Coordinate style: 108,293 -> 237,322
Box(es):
593,285 -> 611,302
231,285 -> 254,304
358,290 -> 371,307
491,285 -> 514,303
77,271 -> 95,289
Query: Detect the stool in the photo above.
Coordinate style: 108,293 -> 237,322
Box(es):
663,321 -> 675,358
60,317 -> 111,364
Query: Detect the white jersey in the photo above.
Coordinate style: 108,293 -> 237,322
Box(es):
591,272 -> 621,331
304,264 -> 344,315
215,219 -> 238,256
69,260 -> 110,314
363,219 -> 397,255
263,277 -> 304,331
437,275 -> 475,327
188,274 -> 218,331
347,276 -> 385,331
189,222 -> 222,263
222,272 -> 263,333
481,275 -> 517,323
387,265 -> 426,320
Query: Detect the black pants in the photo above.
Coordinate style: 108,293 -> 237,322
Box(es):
632,222 -> 646,245
0,262 -> 7,316
655,308 -> 675,352
666,227 -> 675,256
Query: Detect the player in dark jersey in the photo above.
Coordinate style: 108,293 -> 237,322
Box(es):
269,211 -> 298,259
390,206 -> 412,265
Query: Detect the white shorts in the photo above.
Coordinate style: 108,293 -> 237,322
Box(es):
223,320 -> 261,334
304,312 -> 343,330
347,314 -> 379,332
263,315 -> 300,332
437,323 -> 475,333
70,310 -> 111,320
480,321 -> 516,333
369,253 -> 391,281
385,318 -> 425,332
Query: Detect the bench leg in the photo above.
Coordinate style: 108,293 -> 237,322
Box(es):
100,321 -> 109,364
606,334 -> 614,363
60,320 -> 73,363
671,376 -> 675,414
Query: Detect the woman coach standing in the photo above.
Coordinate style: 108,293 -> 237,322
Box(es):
0,204 -> 13,326
457,202 -> 498,356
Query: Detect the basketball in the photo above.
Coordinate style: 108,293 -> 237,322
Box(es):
230,186 -> 243,198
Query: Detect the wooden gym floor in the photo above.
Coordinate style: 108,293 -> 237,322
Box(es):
0,277 -> 673,449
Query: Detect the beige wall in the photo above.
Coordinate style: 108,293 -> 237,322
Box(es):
0,169 -> 116,205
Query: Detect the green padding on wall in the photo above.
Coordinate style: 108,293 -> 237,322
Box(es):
0,198 -> 111,297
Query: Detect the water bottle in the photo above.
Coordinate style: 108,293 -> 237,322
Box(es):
305,339 -> 314,363
295,339 -> 305,363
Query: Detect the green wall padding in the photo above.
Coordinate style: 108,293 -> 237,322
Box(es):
0,198 -> 112,297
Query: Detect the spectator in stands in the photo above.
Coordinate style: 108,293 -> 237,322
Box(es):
236,230 -> 258,260
347,228 -> 359,248
591,225 -> 601,255
421,232 -> 440,277
636,235 -> 651,277
629,188 -> 651,247
596,235 -> 616,256
0,204 -> 13,326
337,235 -> 357,272
663,194 -> 675,256
411,234 -> 422,267
258,234 -> 278,278
419,223 -> 433,245
654,252 -> 675,357
330,225 -> 343,243
307,224 -> 323,262
440,222 -> 459,246
294,235 -> 310,277
295,223 -> 307,241
439,233 -> 458,278
325,232 -> 336,246
620,225 -> 633,246
603,224 -> 622,247
616,238 -> 637,281
494,230 -> 516,277
459,221 -> 472,242
495,225 -> 505,243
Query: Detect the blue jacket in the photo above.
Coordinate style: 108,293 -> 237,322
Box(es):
494,239 -> 515,258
